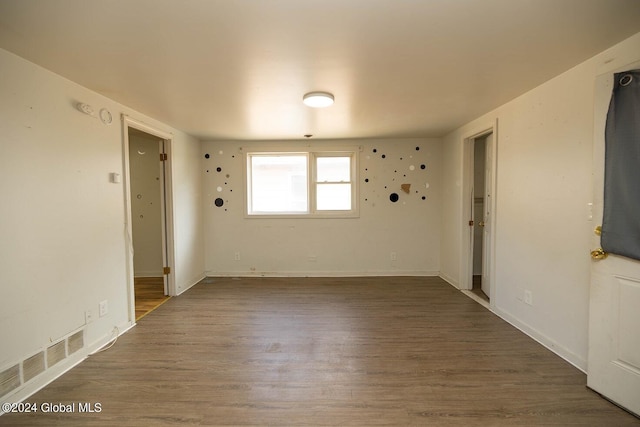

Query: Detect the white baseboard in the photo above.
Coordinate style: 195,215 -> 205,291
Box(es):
176,273 -> 206,296
204,270 -> 439,278
492,306 -> 587,373
133,271 -> 163,278
439,272 -> 459,289
444,276 -> 587,373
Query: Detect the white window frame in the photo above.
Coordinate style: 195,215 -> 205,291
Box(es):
245,149 -> 359,218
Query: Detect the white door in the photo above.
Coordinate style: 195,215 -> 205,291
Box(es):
587,64 -> 640,416
481,133 -> 493,298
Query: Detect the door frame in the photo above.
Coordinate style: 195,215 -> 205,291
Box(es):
460,120 -> 498,306
121,115 -> 176,324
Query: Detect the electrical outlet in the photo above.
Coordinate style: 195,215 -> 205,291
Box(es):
390,252 -> 397,261
524,290 -> 533,306
85,310 -> 93,324
234,252 -> 241,261
99,300 -> 108,317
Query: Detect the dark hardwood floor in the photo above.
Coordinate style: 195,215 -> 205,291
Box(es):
2,277 -> 638,426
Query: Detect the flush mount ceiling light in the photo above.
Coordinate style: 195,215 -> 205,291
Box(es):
303,92 -> 334,108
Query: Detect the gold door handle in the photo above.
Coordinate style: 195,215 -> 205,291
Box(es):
590,248 -> 608,260
479,221 -> 485,227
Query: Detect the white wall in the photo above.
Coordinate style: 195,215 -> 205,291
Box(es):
129,131 -> 163,277
440,32 -> 640,370
203,139 -> 441,276
0,48 -> 204,401
171,128 -> 206,294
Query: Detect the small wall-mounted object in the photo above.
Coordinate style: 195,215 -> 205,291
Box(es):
76,102 -> 94,116
99,108 -> 113,125
109,173 -> 121,183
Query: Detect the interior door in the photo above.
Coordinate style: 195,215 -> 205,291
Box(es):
159,139 -> 169,296
481,133 -> 493,298
587,63 -> 640,416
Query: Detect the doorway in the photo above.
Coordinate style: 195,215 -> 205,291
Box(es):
123,117 -> 175,322
472,135 -> 489,301
461,125 -> 496,307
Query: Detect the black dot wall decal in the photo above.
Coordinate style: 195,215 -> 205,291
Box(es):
214,198 -> 224,207
216,167 -> 222,172
421,164 -> 426,169
205,153 -> 210,159
422,196 -> 426,200
373,149 -> 377,153
389,193 -> 399,203
365,178 -> 369,182
382,154 -> 386,159
416,146 -> 420,150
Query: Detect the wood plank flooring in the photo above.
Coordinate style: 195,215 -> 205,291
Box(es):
2,277 -> 638,426
134,277 -> 170,320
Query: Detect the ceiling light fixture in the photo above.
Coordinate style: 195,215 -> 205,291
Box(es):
303,92 -> 334,108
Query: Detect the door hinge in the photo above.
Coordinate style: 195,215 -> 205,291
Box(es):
468,220 -> 474,226
160,153 -> 168,161
163,266 -> 171,275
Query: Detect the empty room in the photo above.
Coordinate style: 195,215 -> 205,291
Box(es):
1,1 -> 640,425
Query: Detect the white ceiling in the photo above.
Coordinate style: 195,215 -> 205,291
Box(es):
1,0 -> 640,141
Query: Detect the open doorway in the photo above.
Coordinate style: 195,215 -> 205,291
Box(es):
471,134 -> 490,302
123,117 -> 175,322
461,125 -> 496,308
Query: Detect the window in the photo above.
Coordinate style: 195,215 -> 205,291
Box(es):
246,150 -> 358,217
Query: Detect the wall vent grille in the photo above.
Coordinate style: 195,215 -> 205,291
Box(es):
0,364 -> 21,397
1,328 -> 86,401
67,330 -> 84,355
47,341 -> 66,368
23,352 -> 45,383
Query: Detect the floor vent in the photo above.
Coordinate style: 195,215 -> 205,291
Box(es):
23,352 -> 45,383
0,365 -> 21,397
